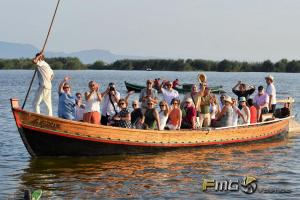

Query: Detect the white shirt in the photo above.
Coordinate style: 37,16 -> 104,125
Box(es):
101,91 -> 120,116
266,83 -> 276,105
240,106 -> 250,125
161,88 -> 179,105
159,111 -> 168,130
210,104 -> 218,120
36,60 -> 53,89
75,105 -> 85,121
84,92 -> 100,113
232,106 -> 239,126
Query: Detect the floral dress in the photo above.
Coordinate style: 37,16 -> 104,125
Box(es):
119,108 -> 132,128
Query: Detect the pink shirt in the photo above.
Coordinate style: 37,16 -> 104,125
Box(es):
253,93 -> 269,107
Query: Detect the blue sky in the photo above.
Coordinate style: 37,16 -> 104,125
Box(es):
1,0 -> 300,61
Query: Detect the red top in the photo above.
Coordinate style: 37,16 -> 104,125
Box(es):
183,106 -> 196,125
249,106 -> 257,124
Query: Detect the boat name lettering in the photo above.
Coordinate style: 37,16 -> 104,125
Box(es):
31,119 -> 59,129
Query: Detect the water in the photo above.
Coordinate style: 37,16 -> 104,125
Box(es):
0,70 -> 299,199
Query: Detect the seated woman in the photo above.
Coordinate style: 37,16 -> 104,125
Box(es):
113,99 -> 131,128
210,94 -> 220,127
144,100 -> 160,130
75,92 -> 85,121
215,96 -> 233,127
181,98 -> 197,129
247,98 -> 257,124
131,100 -> 144,129
231,98 -> 245,126
166,98 -> 182,130
158,100 -> 169,130
58,76 -> 76,120
239,97 -> 250,125
83,81 -> 102,124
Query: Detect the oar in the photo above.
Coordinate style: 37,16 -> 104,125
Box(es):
22,0 -> 61,109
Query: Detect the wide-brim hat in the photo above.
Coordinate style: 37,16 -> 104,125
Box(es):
198,73 -> 207,83
265,74 -> 274,81
224,96 -> 233,104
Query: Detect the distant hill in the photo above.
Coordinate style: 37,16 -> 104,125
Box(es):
0,41 -> 148,64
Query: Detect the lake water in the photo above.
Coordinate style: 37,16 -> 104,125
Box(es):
0,70 -> 299,199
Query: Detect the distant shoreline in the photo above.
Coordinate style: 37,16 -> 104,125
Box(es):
0,57 -> 299,72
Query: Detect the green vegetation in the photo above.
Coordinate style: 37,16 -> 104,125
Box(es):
1,57 -> 300,72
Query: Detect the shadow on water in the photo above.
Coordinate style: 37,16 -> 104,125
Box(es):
14,137 -> 293,199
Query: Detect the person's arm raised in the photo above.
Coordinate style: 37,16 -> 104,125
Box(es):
125,91 -> 134,105
58,76 -> 70,94
232,81 -> 241,90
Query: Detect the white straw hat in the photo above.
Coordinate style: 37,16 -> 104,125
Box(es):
224,96 -> 233,104
265,74 -> 274,81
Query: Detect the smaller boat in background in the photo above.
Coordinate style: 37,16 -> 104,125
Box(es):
124,81 -> 225,94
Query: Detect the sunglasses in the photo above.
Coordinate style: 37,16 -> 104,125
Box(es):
119,102 -> 125,105
147,82 -> 152,84
159,104 -> 165,107
132,104 -> 137,106
148,103 -> 153,105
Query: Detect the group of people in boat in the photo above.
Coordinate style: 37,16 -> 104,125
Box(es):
32,53 -> 283,130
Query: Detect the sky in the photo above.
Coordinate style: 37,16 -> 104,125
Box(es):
1,0 -> 300,62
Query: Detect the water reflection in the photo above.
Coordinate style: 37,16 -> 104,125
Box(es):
16,138 -> 292,199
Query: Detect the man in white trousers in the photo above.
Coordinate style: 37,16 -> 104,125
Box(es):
32,53 -> 54,116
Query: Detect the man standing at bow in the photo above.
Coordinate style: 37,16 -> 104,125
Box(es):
32,53 -> 54,116
265,74 -> 277,114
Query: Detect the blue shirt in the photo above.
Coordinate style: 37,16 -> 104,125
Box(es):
58,92 -> 76,120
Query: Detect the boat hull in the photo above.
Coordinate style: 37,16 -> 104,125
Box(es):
18,125 -> 287,156
11,99 -> 290,157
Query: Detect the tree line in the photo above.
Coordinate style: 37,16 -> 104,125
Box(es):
1,57 -> 300,72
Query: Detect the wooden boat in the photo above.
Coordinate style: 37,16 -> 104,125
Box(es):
124,81 -> 225,94
11,98 -> 292,157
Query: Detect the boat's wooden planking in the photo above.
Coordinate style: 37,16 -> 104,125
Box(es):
13,107 -> 288,146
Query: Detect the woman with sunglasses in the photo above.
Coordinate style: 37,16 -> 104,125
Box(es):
83,81 -> 102,124
158,100 -> 169,130
144,100 -> 160,130
159,81 -> 179,106
166,98 -> 182,130
57,76 -> 76,120
75,92 -> 85,121
113,99 -> 131,128
131,100 -> 144,129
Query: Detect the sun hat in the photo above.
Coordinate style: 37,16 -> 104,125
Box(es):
265,74 -> 274,81
185,98 -> 193,103
239,97 -> 246,102
224,96 -> 233,104
198,73 -> 207,83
